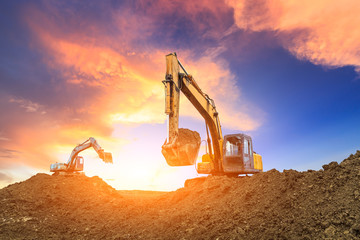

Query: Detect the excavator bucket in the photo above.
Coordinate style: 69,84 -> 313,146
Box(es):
162,140 -> 201,166
162,129 -> 201,166
99,152 -> 113,163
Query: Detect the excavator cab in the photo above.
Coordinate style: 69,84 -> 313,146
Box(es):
222,134 -> 262,174
197,134 -> 262,175
50,156 -> 84,173
72,156 -> 84,171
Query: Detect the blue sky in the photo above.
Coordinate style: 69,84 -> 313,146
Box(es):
0,0 -> 359,190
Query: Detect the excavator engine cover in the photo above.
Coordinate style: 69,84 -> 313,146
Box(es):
162,128 -> 201,166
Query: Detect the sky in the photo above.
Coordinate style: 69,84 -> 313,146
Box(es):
1,0 -> 360,191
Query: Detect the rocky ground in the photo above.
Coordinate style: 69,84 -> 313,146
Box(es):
1,151 -> 360,239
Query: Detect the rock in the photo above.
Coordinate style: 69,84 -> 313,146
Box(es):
354,190 -> 360,199
322,161 -> 339,171
236,227 -> 245,235
324,225 -> 336,236
352,223 -> 360,232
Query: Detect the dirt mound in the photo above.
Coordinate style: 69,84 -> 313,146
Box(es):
0,174 -> 124,239
178,128 -> 201,146
167,153 -> 360,239
1,151 -> 360,239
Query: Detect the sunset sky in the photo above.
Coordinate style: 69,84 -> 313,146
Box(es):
1,0 -> 360,190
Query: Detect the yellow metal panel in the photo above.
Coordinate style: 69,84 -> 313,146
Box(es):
253,153 -> 263,171
197,162 -> 212,174
202,154 -> 211,162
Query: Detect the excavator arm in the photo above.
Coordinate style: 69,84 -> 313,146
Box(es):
66,137 -> 113,170
162,53 -> 224,172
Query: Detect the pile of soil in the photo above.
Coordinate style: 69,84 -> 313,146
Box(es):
1,151 -> 360,239
178,128 -> 201,146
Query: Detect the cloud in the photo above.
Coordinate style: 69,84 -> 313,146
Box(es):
0,148 -> 20,159
0,132 -> 10,142
0,172 -> 12,183
120,0 -> 235,51
24,1 -> 261,130
33,32 -> 261,130
179,52 -> 263,130
226,0 -> 360,72
9,97 -> 46,114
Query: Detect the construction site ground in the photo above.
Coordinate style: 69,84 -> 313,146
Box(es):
1,151 -> 360,240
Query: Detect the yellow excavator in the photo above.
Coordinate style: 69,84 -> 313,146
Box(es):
161,53 -> 262,175
50,137 -> 113,175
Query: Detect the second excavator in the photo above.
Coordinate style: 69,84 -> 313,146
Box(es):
50,137 -> 113,175
161,53 -> 262,175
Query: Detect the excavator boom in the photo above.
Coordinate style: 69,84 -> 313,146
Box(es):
162,53 -> 223,172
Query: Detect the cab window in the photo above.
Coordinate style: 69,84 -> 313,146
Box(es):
244,139 -> 249,154
249,140 -> 252,156
225,137 -> 241,156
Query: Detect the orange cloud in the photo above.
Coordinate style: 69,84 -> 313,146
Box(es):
9,97 -> 45,113
43,38 -> 261,130
21,1 -> 263,132
226,0 -> 360,72
28,10 -> 261,131
179,53 -> 263,130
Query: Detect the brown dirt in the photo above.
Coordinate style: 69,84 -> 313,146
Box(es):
1,151 -> 360,239
178,128 -> 201,146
